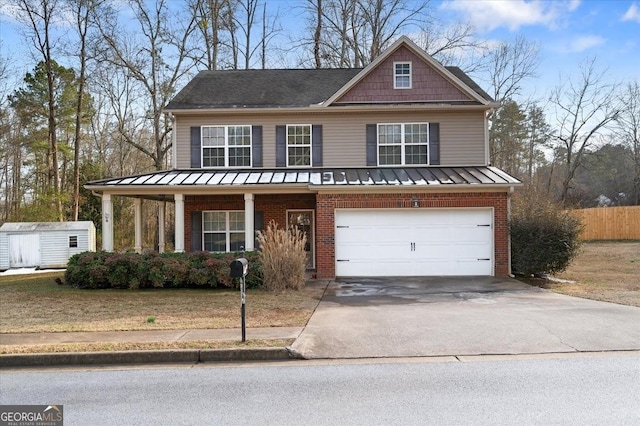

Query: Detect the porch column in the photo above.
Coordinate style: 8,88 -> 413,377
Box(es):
134,198 -> 142,253
174,193 -> 184,252
244,193 -> 254,251
158,202 -> 166,253
102,193 -> 114,251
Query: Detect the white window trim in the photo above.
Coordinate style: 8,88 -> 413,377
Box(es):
394,61 -> 412,89
202,210 -> 246,252
377,122 -> 430,166
201,125 -> 252,168
286,124 -> 313,167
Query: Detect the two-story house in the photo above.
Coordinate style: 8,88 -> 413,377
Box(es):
86,36 -> 521,278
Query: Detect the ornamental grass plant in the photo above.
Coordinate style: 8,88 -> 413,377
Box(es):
257,220 -> 307,291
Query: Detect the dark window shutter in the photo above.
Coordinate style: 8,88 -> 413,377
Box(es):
190,211 -> 202,252
252,126 -> 263,167
275,125 -> 286,167
429,123 -> 440,165
312,125 -> 323,167
366,124 -> 377,166
191,127 -> 201,168
254,211 -> 264,249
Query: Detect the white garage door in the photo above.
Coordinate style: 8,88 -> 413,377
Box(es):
335,208 -> 493,276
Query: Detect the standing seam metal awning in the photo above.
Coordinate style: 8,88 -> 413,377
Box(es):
85,166 -> 521,189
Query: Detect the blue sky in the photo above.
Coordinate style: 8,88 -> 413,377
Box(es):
1,0 -> 638,102
436,0 -> 639,100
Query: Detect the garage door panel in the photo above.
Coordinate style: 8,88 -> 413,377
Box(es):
337,242 -> 408,261
335,208 -> 494,277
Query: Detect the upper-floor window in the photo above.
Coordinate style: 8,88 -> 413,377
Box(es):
202,125 -> 251,167
203,211 -> 245,252
287,124 -> 312,166
378,123 -> 428,165
394,62 -> 412,89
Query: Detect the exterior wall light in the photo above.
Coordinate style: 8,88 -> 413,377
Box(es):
412,197 -> 420,208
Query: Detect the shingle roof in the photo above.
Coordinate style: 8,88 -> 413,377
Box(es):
165,67 -> 492,110
446,67 -> 493,102
165,69 -> 362,109
86,166 -> 520,189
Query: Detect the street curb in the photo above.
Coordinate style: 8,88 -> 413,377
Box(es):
0,347 -> 296,368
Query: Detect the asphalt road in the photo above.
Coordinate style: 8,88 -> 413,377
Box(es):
1,354 -> 639,425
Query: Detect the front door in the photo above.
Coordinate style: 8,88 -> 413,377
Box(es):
287,210 -> 315,269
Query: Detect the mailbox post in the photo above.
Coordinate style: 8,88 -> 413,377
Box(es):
230,257 -> 249,342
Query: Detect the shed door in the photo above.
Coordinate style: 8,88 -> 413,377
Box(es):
9,234 -> 41,267
335,208 -> 493,277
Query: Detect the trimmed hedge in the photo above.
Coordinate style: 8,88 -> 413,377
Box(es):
65,251 -> 263,290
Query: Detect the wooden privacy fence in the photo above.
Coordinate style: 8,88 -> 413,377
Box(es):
570,206 -> 640,240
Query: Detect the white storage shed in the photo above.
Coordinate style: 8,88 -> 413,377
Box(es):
0,221 -> 96,270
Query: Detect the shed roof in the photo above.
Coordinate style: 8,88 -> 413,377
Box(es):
0,221 -> 96,232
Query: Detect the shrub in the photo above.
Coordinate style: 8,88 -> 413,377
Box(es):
65,251 -> 264,289
257,220 -> 307,291
511,190 -> 583,276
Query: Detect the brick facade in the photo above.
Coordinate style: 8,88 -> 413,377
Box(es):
184,191 -> 510,279
315,191 -> 510,279
184,193 -> 316,251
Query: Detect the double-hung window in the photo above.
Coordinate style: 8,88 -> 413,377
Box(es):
287,124 -> 312,166
378,123 -> 429,165
394,62 -> 411,89
202,125 -> 251,167
203,211 -> 245,252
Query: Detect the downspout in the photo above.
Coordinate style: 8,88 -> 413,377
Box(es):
169,113 -> 177,169
507,185 -> 514,277
485,108 -> 495,166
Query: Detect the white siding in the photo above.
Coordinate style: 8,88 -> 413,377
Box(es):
0,222 -> 97,270
0,233 -> 8,269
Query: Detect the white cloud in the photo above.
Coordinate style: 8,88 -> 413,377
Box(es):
0,0 -> 21,23
569,35 -> 606,52
622,3 -> 640,23
568,0 -> 582,12
441,0 -> 578,31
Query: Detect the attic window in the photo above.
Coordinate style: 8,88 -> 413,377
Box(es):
69,236 -> 78,248
394,62 -> 411,89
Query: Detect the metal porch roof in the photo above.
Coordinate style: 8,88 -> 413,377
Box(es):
86,167 -> 520,190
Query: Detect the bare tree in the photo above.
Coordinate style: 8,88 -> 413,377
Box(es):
549,58 -> 620,205
16,0 -> 63,221
312,0 -> 322,68
484,36 -> 540,104
617,81 -> 640,204
66,0 -> 95,221
300,0 -> 427,68
360,0 -> 428,64
93,0 -> 198,171
416,22 -> 486,72
189,0 -> 232,70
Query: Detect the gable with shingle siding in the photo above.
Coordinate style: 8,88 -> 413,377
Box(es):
334,46 -> 474,104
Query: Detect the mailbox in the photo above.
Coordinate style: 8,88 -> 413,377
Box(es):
230,257 -> 248,278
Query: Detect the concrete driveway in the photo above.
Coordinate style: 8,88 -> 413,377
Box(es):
290,277 -> 640,359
